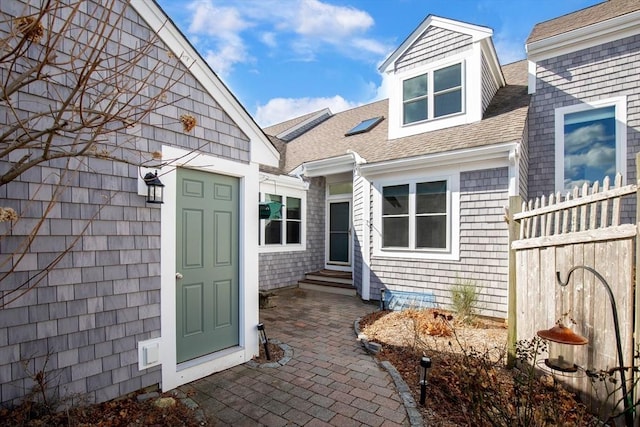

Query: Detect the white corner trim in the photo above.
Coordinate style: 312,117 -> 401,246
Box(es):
527,10 -> 640,62
360,175 -> 371,301
527,60 -> 537,94
129,0 -> 279,167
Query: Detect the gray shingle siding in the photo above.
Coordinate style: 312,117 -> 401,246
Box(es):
528,34 -> 640,224
396,26 -> 472,73
1,0 -> 251,405
369,167 -> 510,318
258,177 -> 325,290
481,53 -> 500,114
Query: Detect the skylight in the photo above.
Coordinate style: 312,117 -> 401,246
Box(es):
345,116 -> 384,136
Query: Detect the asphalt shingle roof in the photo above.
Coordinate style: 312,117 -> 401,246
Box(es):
527,0 -> 640,44
267,60 -> 529,174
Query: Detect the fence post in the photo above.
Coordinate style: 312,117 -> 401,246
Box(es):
507,195 -> 522,367
634,152 -> 640,420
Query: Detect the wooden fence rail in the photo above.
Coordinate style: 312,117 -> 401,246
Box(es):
512,174 -> 637,249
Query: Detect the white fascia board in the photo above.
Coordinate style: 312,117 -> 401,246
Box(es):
259,172 -> 308,192
130,0 -> 280,167
480,38 -> 505,88
300,154 -> 356,177
359,142 -> 519,177
526,10 -> 640,62
378,15 -> 493,73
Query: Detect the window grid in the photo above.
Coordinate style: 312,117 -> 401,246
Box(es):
260,193 -> 303,247
402,62 -> 463,125
382,180 -> 448,250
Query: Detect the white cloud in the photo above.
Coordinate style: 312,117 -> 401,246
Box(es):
260,32 -> 277,48
184,0 -> 386,72
255,96 -> 359,127
295,0 -> 373,38
186,0 -> 252,76
188,0 -> 249,36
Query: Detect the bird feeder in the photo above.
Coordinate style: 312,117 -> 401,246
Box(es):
537,323 -> 588,372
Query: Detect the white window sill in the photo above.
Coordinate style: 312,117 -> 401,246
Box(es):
259,244 -> 306,254
373,248 -> 460,262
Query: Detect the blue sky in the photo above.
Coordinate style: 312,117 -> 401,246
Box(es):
156,0 -> 601,127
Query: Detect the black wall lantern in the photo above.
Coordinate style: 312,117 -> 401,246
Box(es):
144,171 -> 164,204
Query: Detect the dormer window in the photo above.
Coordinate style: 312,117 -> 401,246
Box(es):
402,62 -> 463,125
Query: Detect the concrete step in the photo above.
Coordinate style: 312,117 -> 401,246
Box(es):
304,269 -> 353,286
298,279 -> 357,296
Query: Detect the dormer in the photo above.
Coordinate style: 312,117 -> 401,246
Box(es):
379,16 -> 505,140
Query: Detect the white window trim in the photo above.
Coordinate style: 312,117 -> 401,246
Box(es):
402,60 -> 466,126
258,176 -> 307,253
372,172 -> 460,261
554,96 -> 627,192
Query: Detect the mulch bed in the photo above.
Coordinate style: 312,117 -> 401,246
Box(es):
0,388 -> 203,426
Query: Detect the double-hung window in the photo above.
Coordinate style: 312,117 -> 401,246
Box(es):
403,63 -> 463,125
381,180 -> 448,250
260,192 -> 304,249
555,97 -> 626,191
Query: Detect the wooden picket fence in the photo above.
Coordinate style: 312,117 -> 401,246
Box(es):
509,173 -> 638,420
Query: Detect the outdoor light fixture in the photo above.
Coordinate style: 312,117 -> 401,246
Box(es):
143,171 -> 164,204
551,266 -> 633,427
380,288 -> 386,310
419,356 -> 431,406
536,323 -> 588,373
257,323 -> 271,361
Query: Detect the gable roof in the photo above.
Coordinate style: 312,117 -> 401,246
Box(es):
528,0 -> 640,44
267,60 -> 529,174
379,15 -> 493,73
130,0 -> 279,167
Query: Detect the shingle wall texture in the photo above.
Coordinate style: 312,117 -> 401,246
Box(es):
396,26 -> 472,73
481,52 -> 500,114
258,177 -> 325,290
527,34 -> 640,223
368,167 -> 510,319
0,0 -> 250,405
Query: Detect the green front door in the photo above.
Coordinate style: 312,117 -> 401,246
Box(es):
176,168 -> 239,363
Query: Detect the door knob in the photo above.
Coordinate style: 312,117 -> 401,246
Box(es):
175,272 -> 183,279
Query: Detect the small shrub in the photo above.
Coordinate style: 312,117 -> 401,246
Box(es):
450,278 -> 479,325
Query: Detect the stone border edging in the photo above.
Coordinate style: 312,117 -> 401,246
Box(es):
245,338 -> 293,368
354,317 -> 424,427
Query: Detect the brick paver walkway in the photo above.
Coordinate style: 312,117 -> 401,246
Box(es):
179,288 -> 411,426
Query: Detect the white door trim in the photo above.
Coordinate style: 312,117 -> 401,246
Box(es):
157,146 -> 259,391
325,197 -> 352,272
